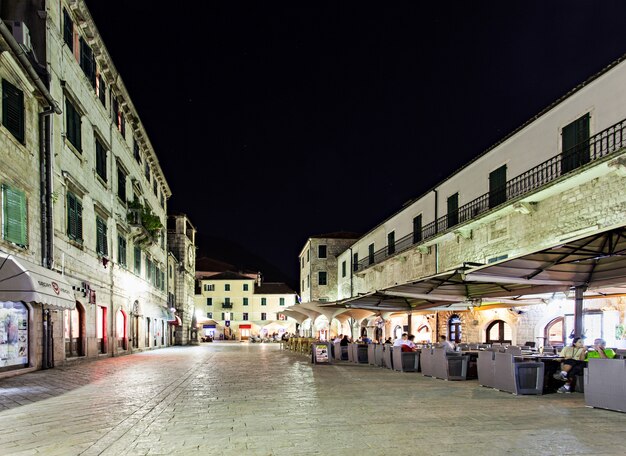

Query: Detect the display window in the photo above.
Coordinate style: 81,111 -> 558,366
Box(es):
0,301 -> 28,371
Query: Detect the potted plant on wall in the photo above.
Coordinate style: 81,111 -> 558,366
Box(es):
127,199 -> 163,245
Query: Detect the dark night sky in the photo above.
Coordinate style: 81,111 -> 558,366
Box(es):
84,1 -> 626,287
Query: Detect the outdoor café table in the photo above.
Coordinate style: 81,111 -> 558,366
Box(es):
516,354 -> 563,393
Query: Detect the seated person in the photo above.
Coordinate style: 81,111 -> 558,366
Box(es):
401,334 -> 418,352
586,338 -> 616,359
340,335 -> 350,346
554,337 -> 586,393
438,335 -> 456,353
394,333 -> 408,347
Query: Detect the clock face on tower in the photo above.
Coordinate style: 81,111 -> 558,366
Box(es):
187,245 -> 194,265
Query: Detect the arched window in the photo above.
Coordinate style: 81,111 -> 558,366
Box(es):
448,314 -> 462,343
394,325 -> 403,339
545,315 -> 574,347
65,304 -> 85,357
486,319 -> 512,344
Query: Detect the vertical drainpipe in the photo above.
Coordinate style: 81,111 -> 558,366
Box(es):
40,107 -> 55,269
348,247 -> 353,298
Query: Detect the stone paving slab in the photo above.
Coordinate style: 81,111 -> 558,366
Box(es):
1,343 -> 626,455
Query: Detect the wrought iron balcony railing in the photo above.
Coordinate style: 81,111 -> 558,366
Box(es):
355,118 -> 626,272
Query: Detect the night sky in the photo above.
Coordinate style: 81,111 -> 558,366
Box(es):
84,1 -> 626,287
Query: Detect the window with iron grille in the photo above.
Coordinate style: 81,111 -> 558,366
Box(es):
117,235 -> 127,267
117,167 -> 126,201
261,313 -> 267,321
2,80 -> 25,143
1,184 -> 27,247
95,137 -> 107,181
65,98 -> 81,151
63,9 -> 73,50
134,246 -> 141,275
243,312 -> 249,321
66,192 -> 83,243
318,271 -> 327,285
96,216 -> 108,256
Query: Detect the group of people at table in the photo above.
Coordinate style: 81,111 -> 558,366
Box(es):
553,337 -> 616,393
332,333 -> 617,395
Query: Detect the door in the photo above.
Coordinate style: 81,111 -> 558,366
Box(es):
489,165 -> 507,208
562,114 -> 590,173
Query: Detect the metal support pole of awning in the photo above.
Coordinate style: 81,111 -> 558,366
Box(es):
574,285 -> 586,338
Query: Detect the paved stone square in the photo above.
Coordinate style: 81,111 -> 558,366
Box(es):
1,342 -> 626,455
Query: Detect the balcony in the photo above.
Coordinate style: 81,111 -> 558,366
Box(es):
127,200 -> 163,246
221,302 -> 233,309
355,118 -> 626,272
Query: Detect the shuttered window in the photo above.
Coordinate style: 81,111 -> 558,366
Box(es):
63,9 -> 73,50
413,214 -> 422,244
447,193 -> 459,228
96,216 -> 107,256
133,139 -> 141,163
2,80 -> 25,143
562,114 -> 590,173
1,184 -> 27,247
387,232 -> 395,255
134,246 -> 141,274
118,235 -> 127,267
117,167 -> 126,201
79,37 -> 96,87
97,75 -> 106,107
67,192 -> 83,242
489,165 -> 507,208
368,243 -> 375,265
65,98 -> 82,151
353,252 -> 358,271
95,138 -> 107,181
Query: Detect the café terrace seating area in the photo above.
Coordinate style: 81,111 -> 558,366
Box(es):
283,338 -> 626,413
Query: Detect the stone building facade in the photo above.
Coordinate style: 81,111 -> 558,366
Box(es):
298,53 -> 626,348
1,0 -> 181,377
167,214 -> 196,345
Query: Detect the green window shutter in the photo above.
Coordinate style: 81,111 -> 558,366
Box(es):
2,80 -> 25,143
76,198 -> 83,242
63,9 -> 73,50
2,185 -> 27,246
96,139 -> 107,181
67,193 -> 76,239
562,114 -> 590,172
489,165 -> 507,208
65,99 -> 82,151
413,214 -> 422,244
96,217 -> 107,255
447,193 -> 459,228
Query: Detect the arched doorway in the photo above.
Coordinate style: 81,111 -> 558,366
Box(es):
448,314 -> 462,343
116,309 -> 127,350
65,303 -> 85,357
486,319 -> 512,344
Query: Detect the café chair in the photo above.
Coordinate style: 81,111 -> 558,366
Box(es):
494,352 -> 544,395
430,347 -> 469,380
374,344 -> 385,367
383,344 -> 394,369
392,346 -> 420,372
477,350 -> 497,388
420,347 -> 434,376
584,358 -> 626,412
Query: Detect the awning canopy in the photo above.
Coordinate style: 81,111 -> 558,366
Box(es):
0,252 -> 76,310
465,226 -> 626,292
168,315 -> 182,326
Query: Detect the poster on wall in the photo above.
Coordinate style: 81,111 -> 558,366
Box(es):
0,301 -> 28,370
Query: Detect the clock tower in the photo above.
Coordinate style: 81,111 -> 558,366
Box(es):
166,214 -> 197,345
